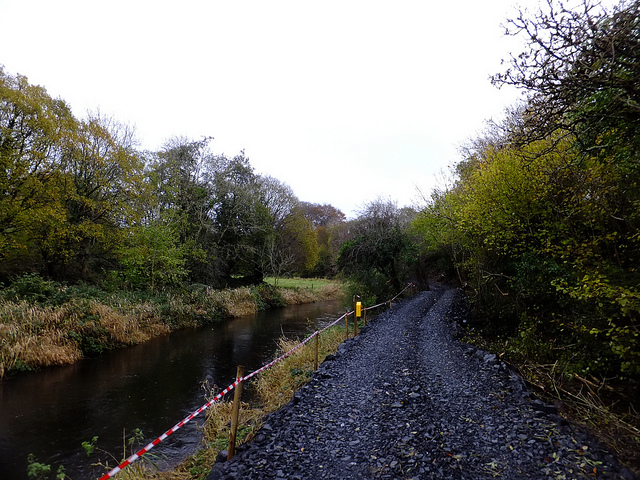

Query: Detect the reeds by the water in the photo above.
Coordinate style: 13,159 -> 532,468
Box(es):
0,283 -> 345,379
0,299 -> 172,377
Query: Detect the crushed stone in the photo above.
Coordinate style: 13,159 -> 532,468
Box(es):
207,287 -> 637,479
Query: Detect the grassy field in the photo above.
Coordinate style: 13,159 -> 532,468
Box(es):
264,277 -> 341,290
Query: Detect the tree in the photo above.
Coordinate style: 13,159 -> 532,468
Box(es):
205,151 -> 273,286
414,108 -> 640,376
255,178 -> 330,279
493,0 -> 640,158
486,0 -> 640,375
257,175 -> 298,229
412,189 -> 463,283
298,202 -> 347,277
118,219 -> 187,291
145,137 -> 213,284
49,112 -> 143,279
338,199 -> 417,300
0,68 -> 75,279
299,202 -> 346,227
0,70 -> 145,282
281,206 -> 319,275
144,143 -> 301,287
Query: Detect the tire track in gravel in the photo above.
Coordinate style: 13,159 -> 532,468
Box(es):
207,287 -> 637,480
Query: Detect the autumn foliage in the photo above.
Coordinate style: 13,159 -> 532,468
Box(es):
413,0 -> 640,380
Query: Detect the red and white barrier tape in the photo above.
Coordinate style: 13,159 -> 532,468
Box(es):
98,323 -> 343,479
98,381 -> 238,480
365,282 -> 415,311
97,285 -> 412,479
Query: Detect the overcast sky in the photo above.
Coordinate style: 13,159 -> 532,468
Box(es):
0,0 -> 534,218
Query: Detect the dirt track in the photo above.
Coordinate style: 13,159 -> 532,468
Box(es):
207,287 -> 636,479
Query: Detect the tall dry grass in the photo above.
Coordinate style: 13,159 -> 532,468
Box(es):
278,283 -> 345,305
0,282 -> 345,379
205,287 -> 257,317
254,327 -> 344,411
0,299 -> 170,377
0,301 -> 82,376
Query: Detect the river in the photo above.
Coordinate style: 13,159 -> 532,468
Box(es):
0,299 -> 347,480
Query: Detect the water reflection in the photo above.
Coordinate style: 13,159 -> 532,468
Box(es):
0,300 -> 345,479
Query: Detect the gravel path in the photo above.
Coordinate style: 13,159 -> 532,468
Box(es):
207,287 -> 636,480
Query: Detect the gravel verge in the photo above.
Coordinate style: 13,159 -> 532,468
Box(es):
207,287 -> 637,479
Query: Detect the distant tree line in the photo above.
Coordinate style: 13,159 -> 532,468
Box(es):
0,69 -> 352,289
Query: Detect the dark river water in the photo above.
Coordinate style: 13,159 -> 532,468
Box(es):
0,299 -> 347,480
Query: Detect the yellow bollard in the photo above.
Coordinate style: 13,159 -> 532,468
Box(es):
355,301 -> 362,335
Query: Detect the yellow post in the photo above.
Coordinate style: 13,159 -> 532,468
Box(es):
228,365 -> 245,460
354,301 -> 361,335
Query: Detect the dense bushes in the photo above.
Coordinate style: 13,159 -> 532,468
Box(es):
337,200 -> 418,304
415,133 -> 640,378
412,0 -> 640,382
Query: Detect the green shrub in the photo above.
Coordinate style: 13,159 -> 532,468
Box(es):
6,273 -> 70,306
252,283 -> 286,309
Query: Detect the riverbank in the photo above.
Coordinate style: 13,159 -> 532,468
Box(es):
91,293 -> 362,480
0,277 -> 345,378
172,327 -> 349,480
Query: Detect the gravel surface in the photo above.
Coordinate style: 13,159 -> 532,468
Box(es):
207,287 -> 637,480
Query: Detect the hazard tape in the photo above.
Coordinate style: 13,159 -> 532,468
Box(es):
98,381 -> 238,480
365,282 -> 415,311
97,285 -> 412,479
320,310 -> 349,334
98,326 -> 341,479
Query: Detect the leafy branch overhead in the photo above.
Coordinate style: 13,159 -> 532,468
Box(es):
493,0 -> 640,157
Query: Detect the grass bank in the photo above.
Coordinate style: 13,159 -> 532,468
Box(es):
0,275 -> 345,378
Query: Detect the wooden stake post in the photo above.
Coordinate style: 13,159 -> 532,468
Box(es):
228,365 -> 245,460
345,309 -> 349,340
314,331 -> 319,370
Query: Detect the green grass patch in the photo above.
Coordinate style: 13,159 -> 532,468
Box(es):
264,277 -> 339,290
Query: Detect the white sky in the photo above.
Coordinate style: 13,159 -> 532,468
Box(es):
0,0 -> 534,218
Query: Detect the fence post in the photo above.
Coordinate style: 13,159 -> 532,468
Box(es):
228,365 -> 245,460
314,331 -> 319,370
364,305 -> 367,326
345,309 -> 349,340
